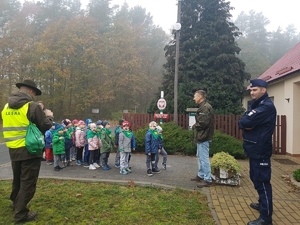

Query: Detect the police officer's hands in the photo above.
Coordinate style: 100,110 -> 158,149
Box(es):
44,109 -> 53,117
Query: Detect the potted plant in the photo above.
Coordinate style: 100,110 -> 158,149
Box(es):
211,151 -> 241,179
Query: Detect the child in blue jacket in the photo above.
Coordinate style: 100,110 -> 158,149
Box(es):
145,121 -> 161,176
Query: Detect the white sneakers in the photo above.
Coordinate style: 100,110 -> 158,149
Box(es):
93,163 -> 100,168
89,164 -> 96,170
89,163 -> 100,170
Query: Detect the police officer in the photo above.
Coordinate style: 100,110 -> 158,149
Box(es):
238,79 -> 276,225
1,79 -> 53,223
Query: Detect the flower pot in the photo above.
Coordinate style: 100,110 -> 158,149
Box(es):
214,168 -> 235,179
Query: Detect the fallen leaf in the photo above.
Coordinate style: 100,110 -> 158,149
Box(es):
128,180 -> 135,188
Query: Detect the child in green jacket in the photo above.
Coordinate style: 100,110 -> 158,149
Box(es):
100,121 -> 113,170
52,125 -> 66,171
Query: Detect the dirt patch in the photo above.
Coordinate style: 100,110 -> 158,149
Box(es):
281,175 -> 300,193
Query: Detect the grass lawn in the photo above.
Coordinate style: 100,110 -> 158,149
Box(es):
0,179 -> 215,225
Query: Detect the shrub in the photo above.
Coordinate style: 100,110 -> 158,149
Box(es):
293,169 -> 300,182
134,124 -> 246,158
210,151 -> 241,173
210,130 -> 246,159
134,122 -> 196,155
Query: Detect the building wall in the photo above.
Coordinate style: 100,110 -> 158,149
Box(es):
242,73 -> 300,155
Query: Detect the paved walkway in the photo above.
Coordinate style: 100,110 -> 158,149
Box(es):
0,153 -> 299,225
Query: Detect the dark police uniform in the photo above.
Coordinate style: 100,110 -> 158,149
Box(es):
238,80 -> 276,224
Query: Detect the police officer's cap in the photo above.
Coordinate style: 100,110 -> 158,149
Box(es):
250,79 -> 268,88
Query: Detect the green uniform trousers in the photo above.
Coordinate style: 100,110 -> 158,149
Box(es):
10,157 -> 41,222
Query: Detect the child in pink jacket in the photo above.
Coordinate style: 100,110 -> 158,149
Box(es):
87,123 -> 101,170
75,120 -> 85,165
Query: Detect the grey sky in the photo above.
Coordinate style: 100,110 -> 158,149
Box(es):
19,0 -> 299,33
107,0 -> 299,33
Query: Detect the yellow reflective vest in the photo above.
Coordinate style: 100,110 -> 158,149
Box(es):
1,102 -> 30,148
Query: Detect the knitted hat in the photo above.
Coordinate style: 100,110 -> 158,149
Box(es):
78,120 -> 85,125
72,119 -> 79,125
63,119 -> 71,127
122,121 -> 130,128
119,118 -> 125,125
102,120 -> 109,128
86,118 -> 92,125
96,120 -> 102,125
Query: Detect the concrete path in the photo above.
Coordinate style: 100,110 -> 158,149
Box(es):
1,153 -> 299,225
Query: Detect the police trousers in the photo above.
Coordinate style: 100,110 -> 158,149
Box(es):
249,158 -> 273,222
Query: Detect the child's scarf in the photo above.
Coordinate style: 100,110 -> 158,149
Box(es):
103,128 -> 112,139
149,129 -> 159,139
87,130 -> 97,139
123,130 -> 133,139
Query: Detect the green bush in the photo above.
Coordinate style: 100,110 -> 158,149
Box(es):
210,130 -> 246,159
134,123 -> 246,158
210,152 -> 241,173
293,169 -> 300,182
134,122 -> 196,155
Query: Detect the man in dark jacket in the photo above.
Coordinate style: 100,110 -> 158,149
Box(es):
191,90 -> 214,188
239,79 -> 276,225
1,79 -> 53,223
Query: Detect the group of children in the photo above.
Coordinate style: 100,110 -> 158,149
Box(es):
43,118 -> 168,176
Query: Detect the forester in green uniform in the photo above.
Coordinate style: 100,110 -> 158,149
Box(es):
1,80 -> 53,223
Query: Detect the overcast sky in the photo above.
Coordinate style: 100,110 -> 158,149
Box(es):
19,0 -> 299,34
105,0 -> 299,34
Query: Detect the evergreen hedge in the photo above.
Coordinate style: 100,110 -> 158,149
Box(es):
134,122 -> 195,155
133,122 -> 246,159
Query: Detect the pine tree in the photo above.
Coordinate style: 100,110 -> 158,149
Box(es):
159,0 -> 250,115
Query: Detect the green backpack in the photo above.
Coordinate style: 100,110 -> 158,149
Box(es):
25,122 -> 45,154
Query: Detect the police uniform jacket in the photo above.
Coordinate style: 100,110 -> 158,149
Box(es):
238,93 -> 276,159
3,91 -> 53,161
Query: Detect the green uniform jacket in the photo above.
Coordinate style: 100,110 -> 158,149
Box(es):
52,132 -> 65,155
100,129 -> 113,154
192,101 -> 214,143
